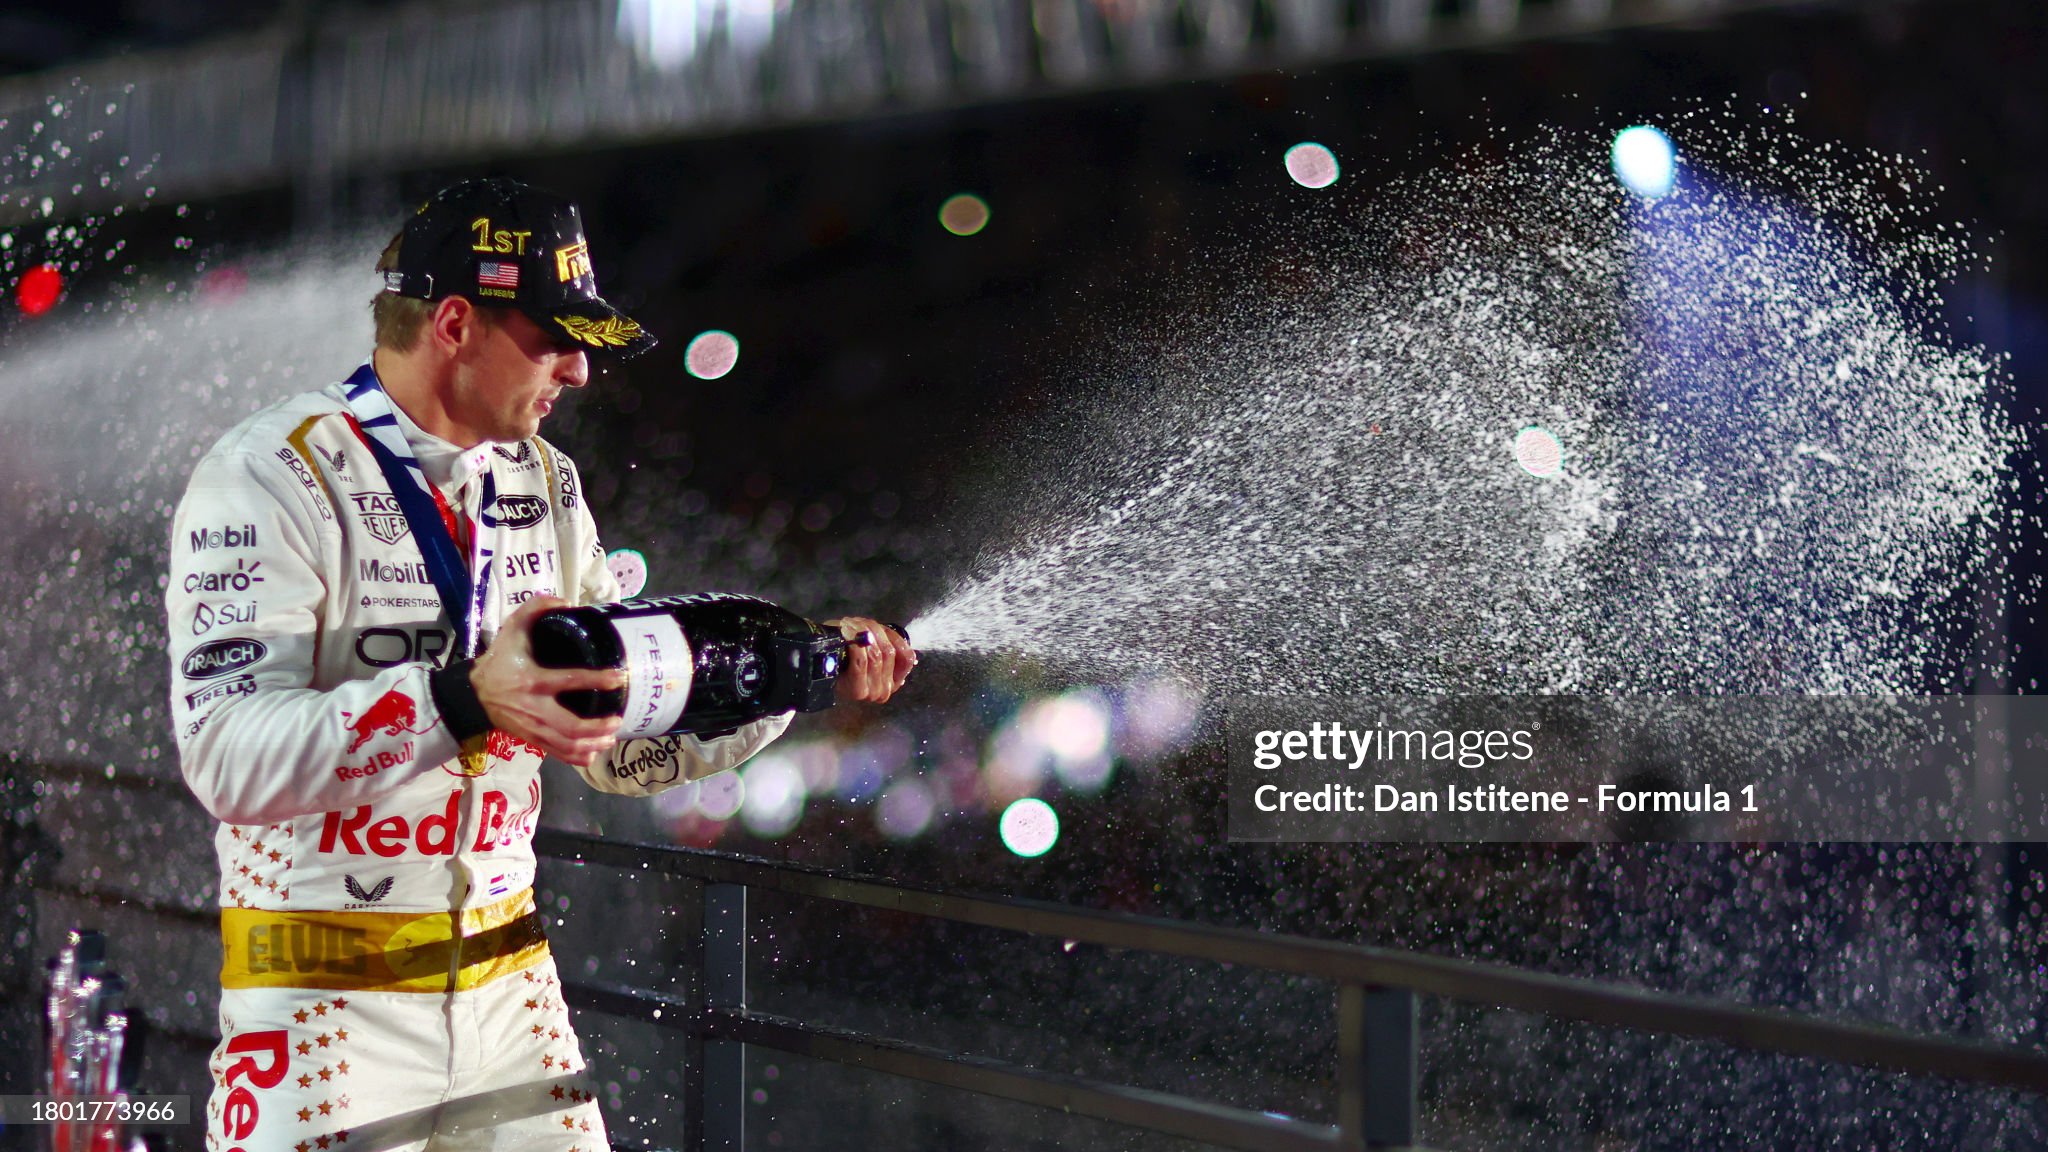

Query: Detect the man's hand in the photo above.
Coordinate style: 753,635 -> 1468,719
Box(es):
471,596 -> 628,768
826,617 -> 916,704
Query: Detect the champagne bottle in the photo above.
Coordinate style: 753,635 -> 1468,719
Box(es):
531,593 -> 892,737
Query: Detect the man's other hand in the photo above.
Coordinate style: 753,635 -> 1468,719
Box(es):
472,596 -> 627,768
826,617 -> 916,704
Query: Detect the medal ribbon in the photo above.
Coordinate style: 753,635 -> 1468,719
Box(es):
339,361 -> 498,658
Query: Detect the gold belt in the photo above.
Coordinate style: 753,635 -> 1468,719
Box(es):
220,888 -> 549,993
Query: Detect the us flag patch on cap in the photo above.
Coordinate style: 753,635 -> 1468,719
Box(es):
478,262 -> 520,290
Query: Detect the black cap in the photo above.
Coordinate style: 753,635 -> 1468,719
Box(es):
383,178 -> 657,358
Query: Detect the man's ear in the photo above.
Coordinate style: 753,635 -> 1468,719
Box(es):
428,295 -> 479,355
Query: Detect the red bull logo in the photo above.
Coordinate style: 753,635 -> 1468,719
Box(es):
343,689 -> 427,753
219,1028 -> 288,1151
333,740 -> 416,782
319,787 -> 528,856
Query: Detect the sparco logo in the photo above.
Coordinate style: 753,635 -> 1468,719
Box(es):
349,492 -> 411,545
359,558 -> 431,584
183,637 -> 267,679
184,558 -> 265,594
558,461 -> 581,508
189,524 -> 257,552
487,494 -> 548,530
276,448 -> 334,520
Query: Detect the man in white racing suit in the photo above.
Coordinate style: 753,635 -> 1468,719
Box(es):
166,179 -> 914,1152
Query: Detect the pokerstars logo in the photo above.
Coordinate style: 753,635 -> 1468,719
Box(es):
349,492 -> 410,546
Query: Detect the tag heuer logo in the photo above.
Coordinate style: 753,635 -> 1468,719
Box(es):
490,494 -> 549,530
349,492 -> 411,545
343,874 -> 394,904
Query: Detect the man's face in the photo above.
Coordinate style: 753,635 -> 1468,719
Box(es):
448,307 -> 590,444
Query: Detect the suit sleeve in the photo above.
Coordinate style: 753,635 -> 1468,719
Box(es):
550,452 -> 790,796
168,445 -> 462,824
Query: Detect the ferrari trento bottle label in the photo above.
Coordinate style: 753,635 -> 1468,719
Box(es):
612,614 -> 692,738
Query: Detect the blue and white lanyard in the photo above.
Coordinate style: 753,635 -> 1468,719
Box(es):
340,361 -> 498,658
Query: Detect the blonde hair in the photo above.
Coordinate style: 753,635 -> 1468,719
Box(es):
370,230 -> 434,352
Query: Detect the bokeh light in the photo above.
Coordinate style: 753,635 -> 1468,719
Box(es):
740,754 -> 806,836
606,548 -> 648,597
939,193 -> 990,236
1611,125 -> 1677,199
876,779 -> 937,840
1117,678 -> 1203,761
1513,425 -> 1563,478
1284,142 -> 1339,189
16,264 -> 63,316
999,798 -> 1060,858
695,770 -> 745,821
685,329 -> 740,379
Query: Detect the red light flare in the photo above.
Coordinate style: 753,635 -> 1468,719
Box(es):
15,265 -> 62,316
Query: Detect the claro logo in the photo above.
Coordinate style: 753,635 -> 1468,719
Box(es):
183,638 -> 267,679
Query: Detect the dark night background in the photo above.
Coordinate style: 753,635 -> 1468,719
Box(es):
4,1 -> 2047,1149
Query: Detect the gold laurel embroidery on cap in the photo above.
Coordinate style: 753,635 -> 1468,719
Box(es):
555,314 -> 644,348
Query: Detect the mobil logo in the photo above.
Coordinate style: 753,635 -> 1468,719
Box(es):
349,492 -> 410,545
488,493 -> 548,530
342,689 -> 430,752
189,524 -> 257,552
320,787 -> 524,856
183,637 -> 267,679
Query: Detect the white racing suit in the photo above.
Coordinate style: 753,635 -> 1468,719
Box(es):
168,372 -> 788,1152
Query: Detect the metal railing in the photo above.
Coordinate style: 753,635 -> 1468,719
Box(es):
534,827 -> 2048,1151
0,0 -> 1873,224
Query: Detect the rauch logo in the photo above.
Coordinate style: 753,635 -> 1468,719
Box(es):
183,637 -> 268,679
489,494 -> 548,529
